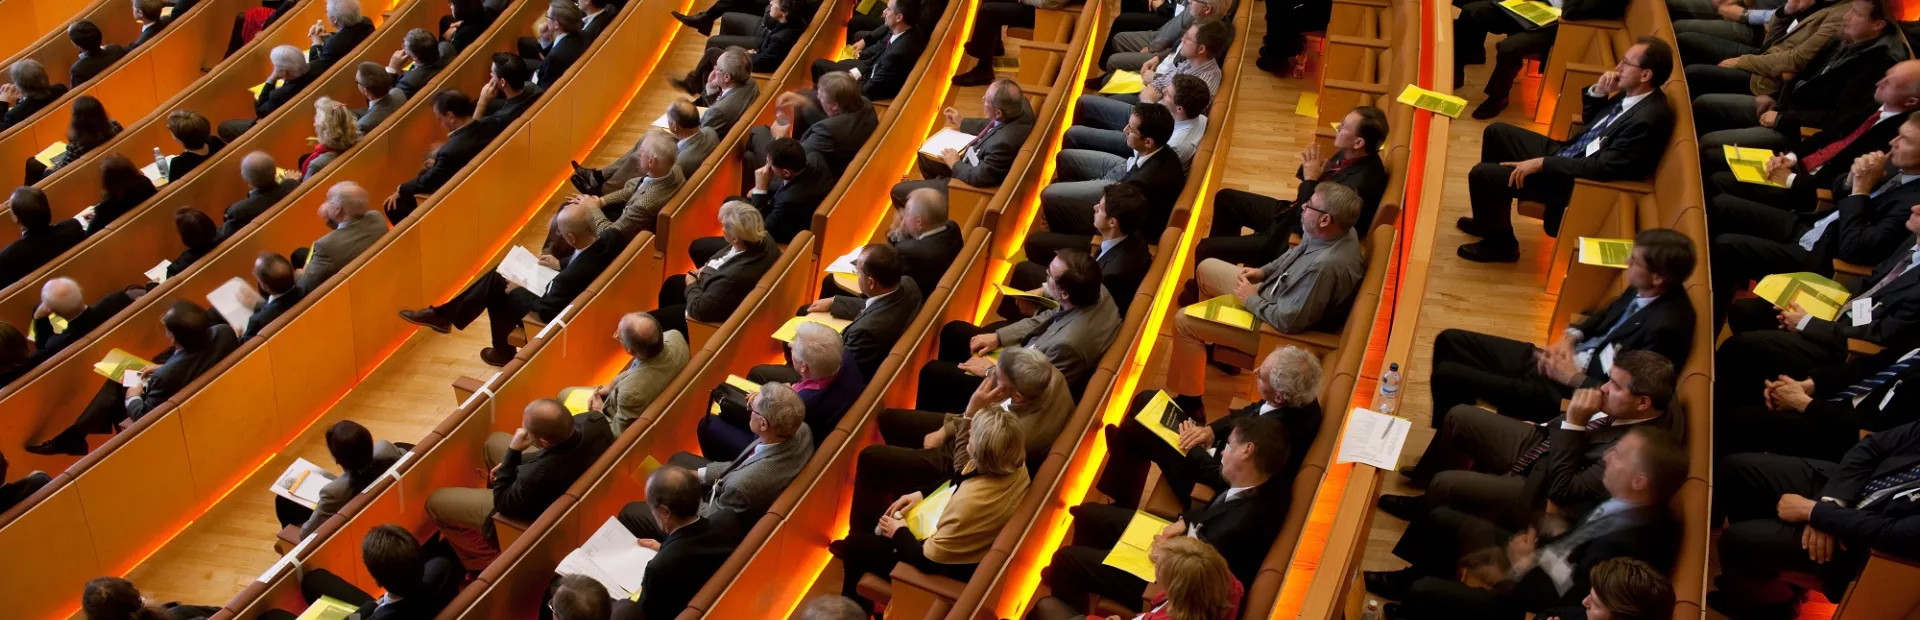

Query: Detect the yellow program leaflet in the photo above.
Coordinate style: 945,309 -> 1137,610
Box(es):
27,314 -> 69,341
1182,295 -> 1257,330
1498,0 -> 1561,25
993,283 -> 1059,309
1396,86 -> 1467,118
294,596 -> 359,620
1101,71 -> 1145,95
1101,511 -> 1172,581
1134,390 -> 1186,449
1752,272 -> 1850,321
92,348 -> 155,385
1296,91 -> 1319,118
32,141 -> 66,167
904,481 -> 956,540
1577,237 -> 1634,268
773,313 -> 853,342
1724,145 -> 1786,188
559,386 -> 594,414
725,374 -> 761,394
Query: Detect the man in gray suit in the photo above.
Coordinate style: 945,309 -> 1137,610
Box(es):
668,100 -> 720,177
889,79 -> 1036,206
386,29 -> 447,100
561,131 -> 685,242
616,382 -> 816,538
354,62 -> 405,133
918,249 -> 1121,411
747,73 -> 879,178
698,47 -> 760,134
296,181 -> 389,292
1101,0 -> 1233,72
587,312 -> 691,433
801,244 -> 926,380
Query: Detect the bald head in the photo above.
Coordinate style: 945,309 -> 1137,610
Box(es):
241,152 -> 279,189
617,312 -> 665,359
523,398 -> 575,445
323,181 -> 371,223
40,277 -> 85,318
1881,60 -> 1920,112
254,252 -> 297,296
904,187 -> 948,233
557,203 -> 598,242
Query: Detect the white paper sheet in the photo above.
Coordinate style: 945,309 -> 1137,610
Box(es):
207,277 -> 264,334
825,247 -> 861,275
497,246 -> 559,296
918,128 -> 975,159
268,458 -> 336,509
141,160 -> 168,186
145,260 -> 172,283
556,516 -> 657,599
1334,407 -> 1412,470
651,107 -> 709,129
73,205 -> 97,227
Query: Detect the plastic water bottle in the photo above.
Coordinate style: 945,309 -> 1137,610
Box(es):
152,146 -> 168,178
1361,599 -> 1382,620
1375,363 -> 1401,416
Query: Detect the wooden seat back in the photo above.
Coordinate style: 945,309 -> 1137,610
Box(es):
0,0 -> 146,103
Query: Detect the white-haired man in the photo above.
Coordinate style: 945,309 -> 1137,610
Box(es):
296,181 -> 389,292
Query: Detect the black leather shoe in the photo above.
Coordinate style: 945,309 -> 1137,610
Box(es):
668,77 -> 695,95
26,436 -> 87,456
1254,56 -> 1289,76
1457,241 -> 1520,263
952,64 -> 995,87
1376,494 -> 1423,521
1455,216 -> 1487,237
1363,569 -> 1418,600
480,347 -> 515,367
1471,96 -> 1509,120
671,11 -> 712,35
399,308 -> 453,333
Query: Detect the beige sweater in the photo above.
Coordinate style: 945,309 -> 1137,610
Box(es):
922,468 -> 1031,564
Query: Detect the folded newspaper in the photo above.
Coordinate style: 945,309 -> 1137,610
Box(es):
207,277 -> 266,334
555,516 -> 657,600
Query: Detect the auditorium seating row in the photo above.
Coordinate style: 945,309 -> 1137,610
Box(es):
0,0 -> 686,613
0,0 -> 124,80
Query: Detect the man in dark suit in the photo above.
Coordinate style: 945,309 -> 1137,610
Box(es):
388,28 -> 448,100
1454,0 -> 1627,118
671,0 -> 804,91
1007,183 -> 1154,316
890,79 -> 1036,205
0,450 -> 52,513
219,45 -> 321,141
475,53 -> 545,125
748,138 -> 835,244
522,0 -> 590,87
749,73 -> 879,178
798,244 -> 925,379
655,204 -> 780,336
218,152 -> 301,240
1431,229 -> 1697,423
810,0 -> 924,100
1717,343 -> 1920,461
400,205 -> 623,365
697,48 -> 762,134
1693,0 -> 1902,156
1040,103 -> 1187,242
1703,61 -> 1920,208
30,278 -> 134,365
298,182 -> 390,291
613,467 -> 747,620
132,0 -> 168,48
384,89 -> 503,222
1095,346 -> 1325,510
268,525 -> 459,620
1712,420 -> 1920,618
579,0 -> 619,40
1708,115 -> 1920,329
0,187 -> 85,289
1367,427 -> 1687,619
242,253 -> 306,341
1200,105 -> 1392,266
1386,351 -> 1683,530
824,187 -> 965,299
705,327 -> 863,455
427,399 -> 615,570
1458,37 -> 1676,262
1042,415 -> 1294,614
28,302 -> 240,455
307,0 -> 375,75
67,21 -> 127,85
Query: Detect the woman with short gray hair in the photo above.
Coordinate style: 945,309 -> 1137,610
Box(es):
647,201 -> 779,339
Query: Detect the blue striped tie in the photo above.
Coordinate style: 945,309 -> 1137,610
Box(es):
1830,352 -> 1920,401
1558,104 -> 1623,158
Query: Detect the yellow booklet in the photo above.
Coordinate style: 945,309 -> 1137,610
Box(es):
27,314 -> 69,341
772,312 -> 854,342
1724,145 -> 1786,188
708,375 -> 761,415
994,283 -> 1059,310
904,481 -> 957,539
1101,511 -> 1172,581
1576,237 -> 1634,268
1753,272 -> 1851,321
32,141 -> 66,167
1100,70 -> 1146,95
1295,91 -> 1319,118
856,0 -> 880,13
1498,0 -> 1561,26
1182,295 -> 1257,330
1396,86 -> 1467,118
836,44 -> 859,62
92,348 -> 155,386
1134,390 -> 1186,449
294,596 -> 359,620
559,386 -> 595,414
248,79 -> 283,98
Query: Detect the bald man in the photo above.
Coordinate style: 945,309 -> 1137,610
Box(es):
30,277 -> 135,365
219,152 -> 300,240
297,181 -> 390,292
588,312 -> 690,433
242,252 -> 305,340
426,398 -> 614,570
400,204 -> 627,366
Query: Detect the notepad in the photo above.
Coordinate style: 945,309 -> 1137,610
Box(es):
919,128 -> 975,159
555,515 -> 657,599
1295,91 -> 1319,118
1134,390 -> 1187,449
1099,70 -> 1145,95
1498,0 -> 1561,26
903,481 -> 956,540
772,313 -> 854,342
1577,237 -> 1634,268
651,107 -> 709,129
993,283 -> 1059,310
1182,295 -> 1256,330
1335,407 -> 1412,470
293,596 -> 358,620
141,160 -> 169,186
32,141 -> 66,167
92,348 -> 155,385
1101,511 -> 1172,581
1724,144 -> 1787,188
269,458 -> 337,510
1753,272 -> 1851,321
1396,85 -> 1468,118
559,386 -> 595,414
27,314 -> 69,341
826,247 -> 861,276
207,277 -> 265,334
497,246 -> 559,296
145,259 -> 173,283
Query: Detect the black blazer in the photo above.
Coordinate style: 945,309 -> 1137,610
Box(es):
132,22 -> 164,48
481,83 -> 544,124
89,182 -> 159,234
1802,242 -> 1920,347
398,117 -> 502,198
1509,505 -> 1678,613
1805,177 -> 1920,269
514,228 -> 622,320
1121,146 -> 1188,241
0,84 -> 68,131
69,45 -> 127,85
828,276 -> 924,379
582,5 -> 619,39
1098,234 -> 1153,314
798,95 -> 880,176
753,151 -> 834,243
490,411 -> 614,520
0,472 -> 51,514
855,27 -> 924,100
353,556 -> 459,619
1806,345 -> 1920,436
395,56 -> 448,99
1191,398 -> 1323,479
254,71 -> 319,119
1572,287 -> 1696,380
165,136 -> 226,182
686,238 -> 778,322
1180,476 -> 1291,588
308,19 -> 374,74
446,8 -> 497,52
0,221 -> 85,289
947,102 -> 1036,188
635,513 -> 744,620
1793,107 -> 1913,198
31,290 -> 134,365
751,12 -> 805,72
535,33 -> 590,86
219,179 -> 300,240
1776,33 -> 1906,137
128,326 -> 241,420
1810,420 -> 1920,567
1532,407 -> 1686,515
241,287 -> 307,340
1543,89 -> 1674,184
1291,151 -> 1391,234
892,220 -> 964,291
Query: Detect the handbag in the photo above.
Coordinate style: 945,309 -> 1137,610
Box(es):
710,382 -> 753,429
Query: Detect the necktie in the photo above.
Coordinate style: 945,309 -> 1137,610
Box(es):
1870,173 -> 1907,198
1575,301 -> 1644,354
1558,103 -> 1623,158
1508,416 -> 1615,475
1853,252 -> 1915,305
1830,349 -> 1920,401
1803,113 -> 1881,173
1863,462 -> 1920,497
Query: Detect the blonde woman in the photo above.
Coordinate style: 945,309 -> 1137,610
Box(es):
302,97 -> 360,179
831,405 -> 1032,616
647,201 -> 777,336
1027,536 -> 1242,620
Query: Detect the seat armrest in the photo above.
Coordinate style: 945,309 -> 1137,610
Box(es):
891,563 -> 968,600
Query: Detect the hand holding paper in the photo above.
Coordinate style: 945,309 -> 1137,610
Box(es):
497,246 -> 560,296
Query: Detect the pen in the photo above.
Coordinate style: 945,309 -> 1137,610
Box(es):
1378,417 -> 1393,441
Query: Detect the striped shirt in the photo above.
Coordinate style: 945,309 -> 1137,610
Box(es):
1152,54 -> 1222,96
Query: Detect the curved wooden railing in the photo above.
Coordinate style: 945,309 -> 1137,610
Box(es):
0,0 -> 119,74
0,0 -> 144,91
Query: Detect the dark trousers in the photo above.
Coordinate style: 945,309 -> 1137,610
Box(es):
387,191 -> 422,224
1715,452 -> 1865,602
51,346 -> 179,443
1469,123 -> 1575,247
1389,506 -> 1541,619
1043,503 -> 1152,611
652,274 -> 692,338
1042,194 -> 1101,236
1428,329 -> 1570,427
1260,0 -> 1333,63
1679,30 -> 1761,67
690,0 -> 767,23
915,320 -> 1010,412
835,528 -> 977,611
684,19 -> 762,89
1198,188 -> 1292,266
433,271 -> 540,352
1405,405 -> 1543,528
812,58 -> 868,83
1684,63 -> 1757,97
966,1 -> 1036,60
275,496 -> 313,529
1705,194 -> 1812,328
998,258 -> 1052,320
1705,168 -> 1816,210
1713,327 -> 1845,425
1715,402 -> 1864,463
1455,1 -> 1557,98
1092,392 -> 1221,508
849,408 -> 951,529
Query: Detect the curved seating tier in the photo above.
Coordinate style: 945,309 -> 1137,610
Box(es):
0,0 -> 145,92
0,0 -> 686,614
0,0 -> 120,75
